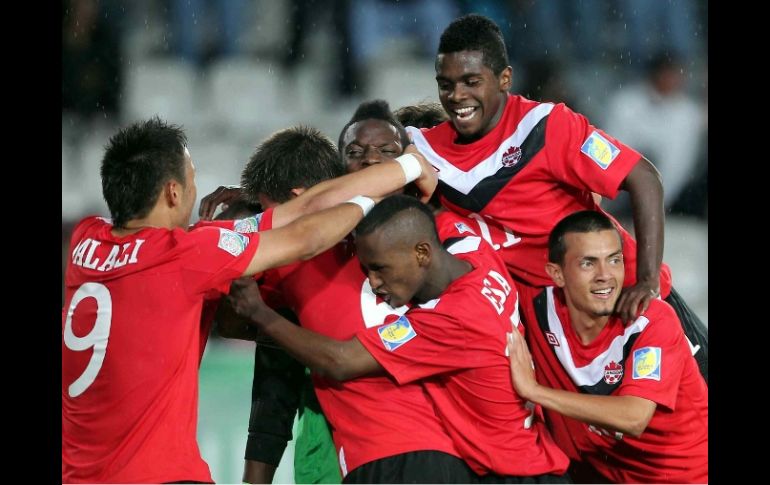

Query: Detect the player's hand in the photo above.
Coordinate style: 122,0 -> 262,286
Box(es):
198,185 -> 244,220
506,329 -> 538,401
403,144 -> 438,204
227,277 -> 269,324
615,280 -> 659,324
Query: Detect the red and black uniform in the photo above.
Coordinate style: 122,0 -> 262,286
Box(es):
62,216 -> 259,483
520,285 -> 707,483
357,236 -> 570,479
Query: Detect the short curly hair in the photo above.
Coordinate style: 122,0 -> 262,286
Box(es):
438,14 -> 509,75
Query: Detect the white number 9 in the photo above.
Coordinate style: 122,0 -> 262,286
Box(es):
63,282 -> 112,398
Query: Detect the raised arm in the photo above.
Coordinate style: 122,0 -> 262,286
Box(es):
616,156 -> 665,323
271,147 -> 436,228
242,198 -> 371,277
507,330 -> 656,438
227,278 -> 381,381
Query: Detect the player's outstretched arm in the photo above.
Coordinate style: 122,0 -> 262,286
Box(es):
271,147 -> 436,228
227,277 -> 381,382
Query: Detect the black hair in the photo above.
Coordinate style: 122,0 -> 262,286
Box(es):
241,125 -> 344,203
437,14 -> 509,75
394,102 -> 449,129
100,116 -> 188,228
338,99 -> 410,154
548,211 -> 621,265
356,194 -> 439,243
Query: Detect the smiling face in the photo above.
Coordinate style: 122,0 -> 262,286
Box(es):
356,227 -> 429,308
435,50 -> 511,143
546,229 -> 625,321
342,119 -> 404,172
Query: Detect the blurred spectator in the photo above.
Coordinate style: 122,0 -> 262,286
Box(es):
521,0 -> 605,64
348,0 -> 460,94
519,59 -> 576,107
168,0 -> 249,68
617,0 -> 699,69
602,52 -> 706,217
62,0 -> 123,120
282,0 -> 359,99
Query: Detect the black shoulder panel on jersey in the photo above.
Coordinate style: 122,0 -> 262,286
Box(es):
439,115 -> 549,213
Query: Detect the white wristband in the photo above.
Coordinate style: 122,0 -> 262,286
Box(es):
346,196 -> 375,216
395,153 -> 423,184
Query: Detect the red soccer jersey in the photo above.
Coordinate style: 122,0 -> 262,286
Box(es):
62,216 -> 259,483
520,285 -> 708,483
408,94 -> 672,297
357,241 -> 569,477
257,211 -> 465,477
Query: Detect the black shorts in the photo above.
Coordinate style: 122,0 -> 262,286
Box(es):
343,450 -> 477,484
475,472 -> 572,484
665,286 -> 708,384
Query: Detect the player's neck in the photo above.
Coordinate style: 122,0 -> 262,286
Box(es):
112,210 -> 180,236
569,312 -> 610,345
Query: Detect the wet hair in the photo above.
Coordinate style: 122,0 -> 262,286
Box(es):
438,14 -> 509,75
338,99 -> 410,154
241,125 -> 344,203
101,116 -> 188,228
548,211 -> 621,265
394,102 -> 449,129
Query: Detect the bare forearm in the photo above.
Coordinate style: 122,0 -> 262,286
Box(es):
247,305 -> 370,381
245,202 -> 364,276
624,157 -> 664,287
528,385 -> 655,438
273,153 -> 427,228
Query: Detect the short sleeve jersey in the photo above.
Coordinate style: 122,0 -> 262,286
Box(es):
520,285 -> 708,483
408,94 -> 672,296
356,240 -> 569,477
62,216 -> 259,483
254,211 -> 466,477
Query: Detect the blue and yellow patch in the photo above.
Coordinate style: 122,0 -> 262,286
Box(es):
632,347 -> 661,381
233,214 -> 262,233
217,228 -> 249,257
378,315 -> 417,351
581,131 -> 620,169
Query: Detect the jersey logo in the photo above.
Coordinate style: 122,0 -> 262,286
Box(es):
377,315 -> 417,351
501,145 -> 522,167
632,347 -> 661,380
217,228 -> 249,256
454,221 -> 476,235
546,331 -> 560,347
233,214 -> 262,233
603,360 -> 623,385
581,131 -> 620,169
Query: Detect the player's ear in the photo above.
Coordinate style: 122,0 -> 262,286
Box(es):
164,180 -> 182,208
415,241 -> 432,267
498,66 -> 513,92
545,262 -> 565,288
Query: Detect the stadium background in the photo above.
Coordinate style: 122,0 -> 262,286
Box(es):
62,1 -> 707,482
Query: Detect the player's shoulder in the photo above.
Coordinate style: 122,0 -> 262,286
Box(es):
638,299 -> 682,339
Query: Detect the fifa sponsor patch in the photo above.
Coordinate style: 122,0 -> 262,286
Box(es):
501,145 -> 523,167
581,131 -> 620,169
546,331 -> 560,347
603,360 -> 623,385
632,347 -> 661,380
217,228 -> 249,257
378,315 -> 417,351
233,214 -> 262,233
454,222 -> 475,235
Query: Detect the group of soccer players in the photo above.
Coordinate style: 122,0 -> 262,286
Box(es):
63,13 -> 708,484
